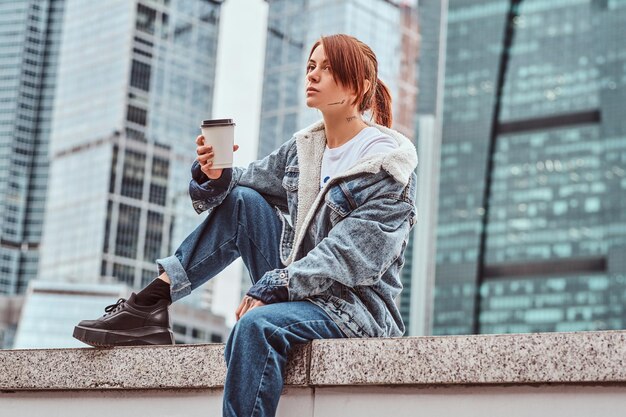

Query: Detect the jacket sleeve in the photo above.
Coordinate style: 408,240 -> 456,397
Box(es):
189,137 -> 296,214
246,192 -> 416,304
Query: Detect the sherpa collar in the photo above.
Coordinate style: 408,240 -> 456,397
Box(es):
282,118 -> 418,266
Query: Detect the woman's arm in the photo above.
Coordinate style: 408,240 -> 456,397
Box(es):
189,136 -> 296,213
246,186 -> 417,303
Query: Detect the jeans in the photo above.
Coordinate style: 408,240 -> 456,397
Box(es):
157,186 -> 346,417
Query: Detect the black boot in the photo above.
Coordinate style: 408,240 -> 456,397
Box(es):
73,293 -> 174,347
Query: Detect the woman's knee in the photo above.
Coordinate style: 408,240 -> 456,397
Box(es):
228,186 -> 265,205
230,308 -> 280,346
235,307 -> 269,333
222,186 -> 276,229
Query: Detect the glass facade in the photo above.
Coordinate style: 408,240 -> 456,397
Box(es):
0,0 -> 65,295
37,0 -> 224,297
422,0 -> 626,334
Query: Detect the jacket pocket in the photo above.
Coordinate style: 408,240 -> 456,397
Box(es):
324,180 -> 355,225
281,165 -> 299,192
327,281 -> 346,299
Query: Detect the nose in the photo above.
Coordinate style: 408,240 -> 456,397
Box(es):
307,67 -> 320,83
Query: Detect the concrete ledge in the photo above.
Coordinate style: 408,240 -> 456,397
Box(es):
1,331 -> 625,391
311,330 -> 626,385
0,344 -> 309,390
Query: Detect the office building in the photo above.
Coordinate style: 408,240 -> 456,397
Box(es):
170,301 -> 229,344
0,0 -> 64,295
0,294 -> 24,348
37,0 -> 225,310
418,0 -> 626,335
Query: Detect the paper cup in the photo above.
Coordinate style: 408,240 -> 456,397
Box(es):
200,119 -> 236,169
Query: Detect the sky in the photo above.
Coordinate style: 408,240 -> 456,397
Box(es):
208,0 -> 269,327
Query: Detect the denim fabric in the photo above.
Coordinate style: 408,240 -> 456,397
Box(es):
223,301 -> 346,417
188,118 -> 419,339
157,185 -> 346,417
156,186 -> 284,301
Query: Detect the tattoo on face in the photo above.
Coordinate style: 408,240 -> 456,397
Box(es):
346,116 -> 357,122
327,99 -> 346,106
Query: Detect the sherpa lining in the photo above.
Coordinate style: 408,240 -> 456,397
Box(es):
282,118 -> 418,266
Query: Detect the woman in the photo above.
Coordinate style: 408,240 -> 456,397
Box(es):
74,34 -> 417,417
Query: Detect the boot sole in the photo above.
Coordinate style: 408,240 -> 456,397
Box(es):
73,325 -> 175,347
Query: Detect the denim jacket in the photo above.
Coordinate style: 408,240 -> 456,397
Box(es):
189,118 -> 418,338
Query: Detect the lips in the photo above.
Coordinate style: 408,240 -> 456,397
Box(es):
306,87 -> 319,93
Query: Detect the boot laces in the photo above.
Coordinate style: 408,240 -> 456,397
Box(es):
103,298 -> 127,316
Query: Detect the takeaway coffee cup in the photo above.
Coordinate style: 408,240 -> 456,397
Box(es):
200,118 -> 236,169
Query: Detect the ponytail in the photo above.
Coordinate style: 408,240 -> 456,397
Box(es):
371,78 -> 392,128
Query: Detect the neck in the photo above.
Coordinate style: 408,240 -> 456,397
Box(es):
321,111 -> 368,149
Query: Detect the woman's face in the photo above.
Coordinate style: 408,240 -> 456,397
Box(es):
305,44 -> 355,111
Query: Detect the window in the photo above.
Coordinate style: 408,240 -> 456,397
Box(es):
121,150 -> 146,200
127,105 -> 147,126
144,211 -> 163,262
136,4 -> 156,35
130,60 -> 151,91
115,204 -> 141,258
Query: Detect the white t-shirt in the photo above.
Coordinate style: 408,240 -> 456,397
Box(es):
319,126 -> 398,190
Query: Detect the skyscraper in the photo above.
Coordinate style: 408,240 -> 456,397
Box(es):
37,0 -> 225,301
419,0 -> 626,335
0,0 -> 64,295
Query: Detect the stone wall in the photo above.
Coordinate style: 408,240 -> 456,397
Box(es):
2,331 -> 625,416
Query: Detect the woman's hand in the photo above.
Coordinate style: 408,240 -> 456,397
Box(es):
196,135 -> 239,180
235,295 -> 266,321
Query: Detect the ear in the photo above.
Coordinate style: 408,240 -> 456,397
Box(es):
363,79 -> 372,94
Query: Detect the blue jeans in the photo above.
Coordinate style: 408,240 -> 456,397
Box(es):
157,186 -> 346,417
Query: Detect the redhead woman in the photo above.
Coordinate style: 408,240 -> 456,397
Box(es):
74,34 -> 418,417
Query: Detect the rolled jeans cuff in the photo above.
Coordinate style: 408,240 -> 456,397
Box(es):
156,255 -> 192,302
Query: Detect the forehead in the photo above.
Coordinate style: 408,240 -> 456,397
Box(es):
309,44 -> 326,62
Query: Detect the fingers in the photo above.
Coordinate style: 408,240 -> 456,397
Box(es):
197,151 -> 214,164
197,156 -> 213,175
197,145 -> 213,155
196,136 -> 213,158
240,304 -> 253,318
246,300 -> 266,313
196,136 -> 237,179
237,298 -> 252,321
235,296 -> 266,321
198,136 -> 238,153
235,297 -> 247,321
196,138 -> 214,170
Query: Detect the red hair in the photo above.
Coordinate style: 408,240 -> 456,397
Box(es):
307,34 -> 393,128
